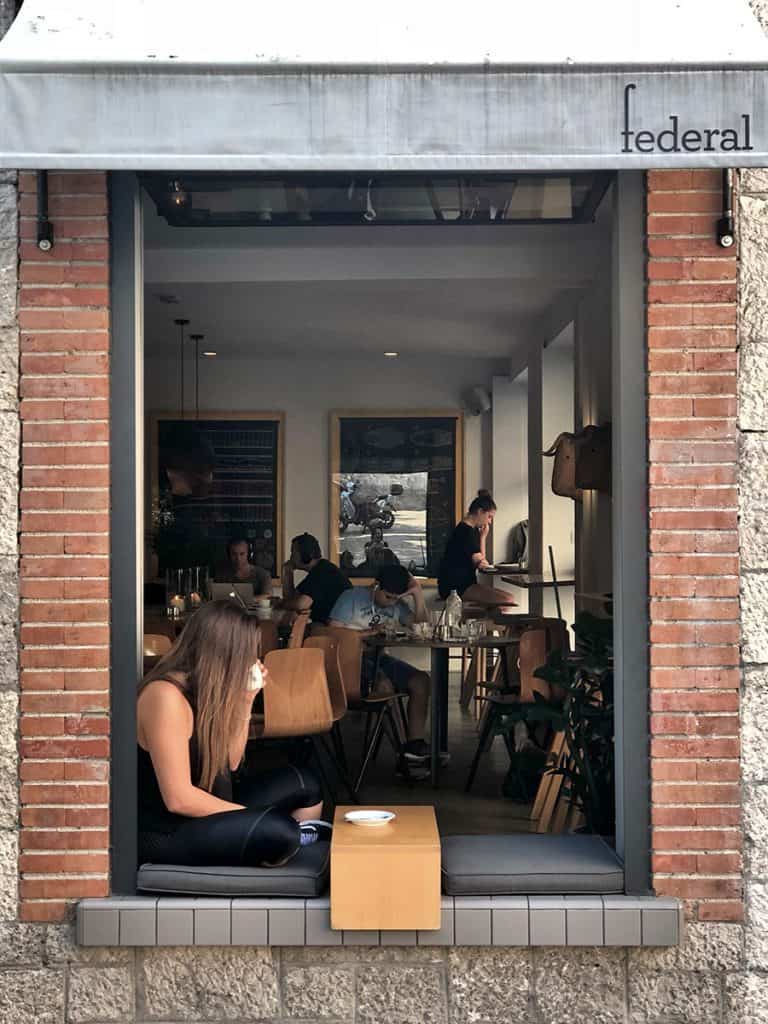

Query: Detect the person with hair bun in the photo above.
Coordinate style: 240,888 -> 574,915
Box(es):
437,490 -> 516,607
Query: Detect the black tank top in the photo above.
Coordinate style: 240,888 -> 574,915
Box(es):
137,680 -> 234,834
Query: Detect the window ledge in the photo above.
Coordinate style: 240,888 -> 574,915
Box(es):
76,894 -> 682,947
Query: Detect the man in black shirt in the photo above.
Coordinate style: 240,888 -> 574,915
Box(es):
281,533 -> 352,624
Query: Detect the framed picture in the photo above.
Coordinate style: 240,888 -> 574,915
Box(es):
149,412 -> 284,579
330,411 -> 464,581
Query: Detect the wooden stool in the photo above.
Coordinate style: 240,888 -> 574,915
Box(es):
330,805 -> 440,931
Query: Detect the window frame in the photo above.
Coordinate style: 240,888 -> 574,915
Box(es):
109,170 -> 650,897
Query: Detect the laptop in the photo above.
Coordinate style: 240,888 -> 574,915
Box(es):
210,581 -> 256,607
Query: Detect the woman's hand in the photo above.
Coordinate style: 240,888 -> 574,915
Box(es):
478,521 -> 491,541
246,660 -> 268,694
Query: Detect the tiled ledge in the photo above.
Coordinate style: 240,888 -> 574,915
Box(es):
77,895 -> 682,947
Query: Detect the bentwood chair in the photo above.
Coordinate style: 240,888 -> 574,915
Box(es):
287,611 -> 310,649
310,625 -> 410,795
303,634 -> 359,802
249,646 -> 337,803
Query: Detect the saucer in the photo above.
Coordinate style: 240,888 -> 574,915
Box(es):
343,810 -> 396,827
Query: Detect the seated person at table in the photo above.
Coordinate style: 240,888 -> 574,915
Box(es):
280,532 -> 352,624
137,599 -> 329,868
216,537 -> 272,597
438,490 -> 516,609
328,564 -> 432,764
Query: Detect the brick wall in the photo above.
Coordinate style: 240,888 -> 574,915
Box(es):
646,169 -> 741,923
11,170 -> 741,925
17,172 -> 110,922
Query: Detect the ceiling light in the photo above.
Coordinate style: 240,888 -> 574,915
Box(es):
168,180 -> 190,209
384,351 -> 399,358
202,350 -> 217,357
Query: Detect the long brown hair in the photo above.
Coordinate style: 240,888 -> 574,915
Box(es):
140,599 -> 261,792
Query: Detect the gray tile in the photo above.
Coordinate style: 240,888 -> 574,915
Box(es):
380,930 -> 418,945
77,906 -> 119,947
640,899 -> 682,946
156,898 -> 195,946
529,896 -> 567,946
269,899 -> 306,945
492,896 -> 529,946
119,899 -> 157,946
602,896 -> 642,946
194,898 -> 231,945
305,898 -> 342,946
565,897 -> 603,946
419,897 -> 454,946
231,899 -> 269,946
455,897 -> 492,946
342,929 -> 380,945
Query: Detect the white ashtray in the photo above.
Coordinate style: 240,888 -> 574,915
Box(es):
343,810 -> 396,826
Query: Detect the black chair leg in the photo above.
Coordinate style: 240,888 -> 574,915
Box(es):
465,703 -> 498,794
354,706 -> 387,795
319,732 -> 359,805
332,721 -> 349,774
308,736 -> 336,812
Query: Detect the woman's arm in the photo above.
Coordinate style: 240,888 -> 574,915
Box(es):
472,523 -> 491,568
229,697 -> 255,772
140,683 -> 245,816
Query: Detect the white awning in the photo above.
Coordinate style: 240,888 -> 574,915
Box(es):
1,0 -> 767,169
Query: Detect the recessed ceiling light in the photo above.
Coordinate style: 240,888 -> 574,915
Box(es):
384,351 -> 399,358
202,351 -> 217,357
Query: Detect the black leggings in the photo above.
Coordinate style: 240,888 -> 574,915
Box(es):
138,764 -> 321,867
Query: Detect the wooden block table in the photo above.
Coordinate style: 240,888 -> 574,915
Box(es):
331,806 -> 441,931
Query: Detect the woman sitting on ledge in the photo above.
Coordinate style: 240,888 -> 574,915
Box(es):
137,599 -> 327,868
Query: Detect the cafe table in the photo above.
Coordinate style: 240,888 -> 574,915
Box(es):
366,631 -> 523,787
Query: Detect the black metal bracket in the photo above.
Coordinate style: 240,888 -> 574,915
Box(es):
36,170 -> 54,251
716,169 -> 735,249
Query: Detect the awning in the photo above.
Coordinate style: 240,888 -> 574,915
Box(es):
1,0 -> 768,170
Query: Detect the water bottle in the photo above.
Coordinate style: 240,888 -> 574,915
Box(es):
445,590 -> 463,638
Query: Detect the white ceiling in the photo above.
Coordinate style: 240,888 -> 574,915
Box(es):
144,192 -> 611,361
145,279 -> 584,359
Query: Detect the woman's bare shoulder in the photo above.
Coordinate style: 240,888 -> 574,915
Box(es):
138,677 -> 191,711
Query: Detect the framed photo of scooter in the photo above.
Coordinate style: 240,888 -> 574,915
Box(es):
330,411 -> 464,583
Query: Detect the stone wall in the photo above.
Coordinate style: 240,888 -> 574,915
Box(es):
737,168 -> 768,1020
0,927 -> 751,1024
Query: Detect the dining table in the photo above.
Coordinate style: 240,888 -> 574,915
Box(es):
365,631 -> 523,787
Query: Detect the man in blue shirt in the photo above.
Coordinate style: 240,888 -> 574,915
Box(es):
329,564 -> 431,766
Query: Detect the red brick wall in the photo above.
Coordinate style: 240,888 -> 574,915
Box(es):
13,170 -> 741,924
646,169 -> 741,923
17,172 -> 110,922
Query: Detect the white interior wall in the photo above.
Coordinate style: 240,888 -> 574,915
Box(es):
575,283 -> 613,607
541,324 -> 576,625
144,353 -> 501,564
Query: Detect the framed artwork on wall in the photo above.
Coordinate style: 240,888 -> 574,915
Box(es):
149,412 -> 284,579
330,411 -> 464,582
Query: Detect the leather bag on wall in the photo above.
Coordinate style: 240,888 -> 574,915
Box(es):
574,423 -> 612,493
542,432 -> 582,502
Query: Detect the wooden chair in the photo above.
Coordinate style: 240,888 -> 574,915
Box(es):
258,619 -> 280,658
464,618 -> 569,795
143,633 -> 172,676
287,611 -> 310,649
311,625 -> 409,795
260,648 -> 333,739
303,634 -> 358,802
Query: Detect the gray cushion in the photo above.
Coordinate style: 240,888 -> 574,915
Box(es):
441,834 -> 623,895
137,841 -> 330,897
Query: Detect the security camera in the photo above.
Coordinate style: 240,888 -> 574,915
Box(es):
716,216 -> 735,249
